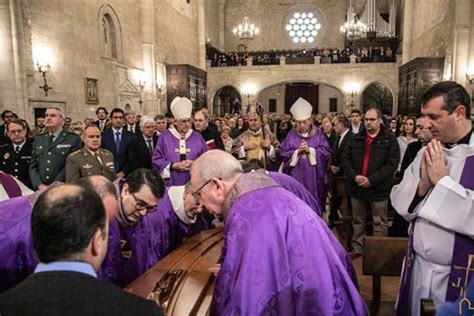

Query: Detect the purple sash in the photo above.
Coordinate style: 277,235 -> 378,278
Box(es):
0,172 -> 22,198
396,221 -> 415,316
397,155 -> 474,315
445,155 -> 474,301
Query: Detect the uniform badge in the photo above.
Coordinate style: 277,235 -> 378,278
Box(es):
3,153 -> 9,160
83,164 -> 93,169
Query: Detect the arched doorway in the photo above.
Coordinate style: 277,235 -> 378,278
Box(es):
213,86 -> 241,116
257,82 -> 344,114
361,82 -> 394,115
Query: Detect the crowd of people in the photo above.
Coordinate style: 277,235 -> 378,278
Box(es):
0,81 -> 473,315
208,46 -> 396,67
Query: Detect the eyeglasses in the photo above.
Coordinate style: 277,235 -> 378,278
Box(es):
191,178 -> 219,203
131,192 -> 156,212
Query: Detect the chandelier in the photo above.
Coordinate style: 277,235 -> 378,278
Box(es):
340,1 -> 367,41
232,17 -> 260,40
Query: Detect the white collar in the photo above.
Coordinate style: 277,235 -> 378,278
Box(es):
168,186 -> 197,225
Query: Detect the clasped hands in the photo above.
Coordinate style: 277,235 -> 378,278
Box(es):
172,160 -> 193,171
417,139 -> 449,196
298,141 -> 310,154
355,175 -> 371,188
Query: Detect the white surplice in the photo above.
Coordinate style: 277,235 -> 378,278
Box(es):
390,136 -> 474,316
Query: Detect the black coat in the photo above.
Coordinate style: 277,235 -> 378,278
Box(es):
331,130 -> 354,175
0,142 -> 33,189
101,128 -> 135,175
399,141 -> 423,179
128,135 -> 158,171
341,127 -> 400,201
198,127 -> 225,150
0,271 -> 163,316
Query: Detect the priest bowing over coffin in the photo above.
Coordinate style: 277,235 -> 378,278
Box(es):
391,81 -> 474,316
190,150 -> 365,315
152,97 -> 208,186
280,97 -> 331,213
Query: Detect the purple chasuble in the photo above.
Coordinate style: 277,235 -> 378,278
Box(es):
0,173 -> 22,198
0,196 -> 36,292
211,172 -> 365,315
280,126 -> 331,212
397,155 -> 474,316
268,171 -> 322,216
152,130 -> 208,186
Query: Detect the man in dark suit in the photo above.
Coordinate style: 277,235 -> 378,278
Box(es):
0,119 -> 33,189
193,109 -> 224,150
0,183 -> 162,315
128,115 -> 158,172
125,111 -> 141,136
328,116 -> 353,226
94,107 -> 109,132
101,108 -> 135,177
0,110 -> 15,146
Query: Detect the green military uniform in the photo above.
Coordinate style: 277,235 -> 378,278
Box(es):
65,147 -> 117,182
29,129 -> 81,188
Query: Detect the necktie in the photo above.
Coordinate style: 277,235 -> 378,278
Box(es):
146,139 -> 153,156
115,132 -> 121,153
100,121 -> 104,131
114,132 -> 121,171
94,152 -> 103,165
15,146 -> 20,154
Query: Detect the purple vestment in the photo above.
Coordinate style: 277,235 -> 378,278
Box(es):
212,172 -> 365,315
98,187 -> 210,287
152,129 -> 208,186
268,171 -> 321,216
0,196 -> 36,292
280,126 -> 331,212
148,187 -> 210,261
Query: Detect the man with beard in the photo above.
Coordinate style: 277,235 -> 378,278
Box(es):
152,97 -> 208,186
279,97 -> 331,213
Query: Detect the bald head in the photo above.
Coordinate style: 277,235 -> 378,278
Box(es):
191,150 -> 243,183
31,184 -> 107,264
74,175 -> 119,219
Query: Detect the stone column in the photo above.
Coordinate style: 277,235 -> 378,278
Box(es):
197,0 -> 207,70
218,0 -> 226,51
401,0 -> 415,64
314,56 -> 321,64
279,56 -> 286,65
0,0 -> 28,120
453,0 -> 471,85
140,0 -> 158,115
349,54 -> 357,64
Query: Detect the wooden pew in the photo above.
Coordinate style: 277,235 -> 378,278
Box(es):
363,236 -> 408,315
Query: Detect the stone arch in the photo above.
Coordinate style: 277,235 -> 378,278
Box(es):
360,81 -> 394,115
257,80 -> 345,114
212,85 -> 242,116
98,4 -> 123,60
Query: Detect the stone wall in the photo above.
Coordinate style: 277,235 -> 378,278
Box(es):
204,0 -> 220,49
257,83 -> 344,114
207,61 -> 400,114
0,0 -> 202,123
223,0 -> 347,52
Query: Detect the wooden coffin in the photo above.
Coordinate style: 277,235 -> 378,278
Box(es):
124,228 -> 223,316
